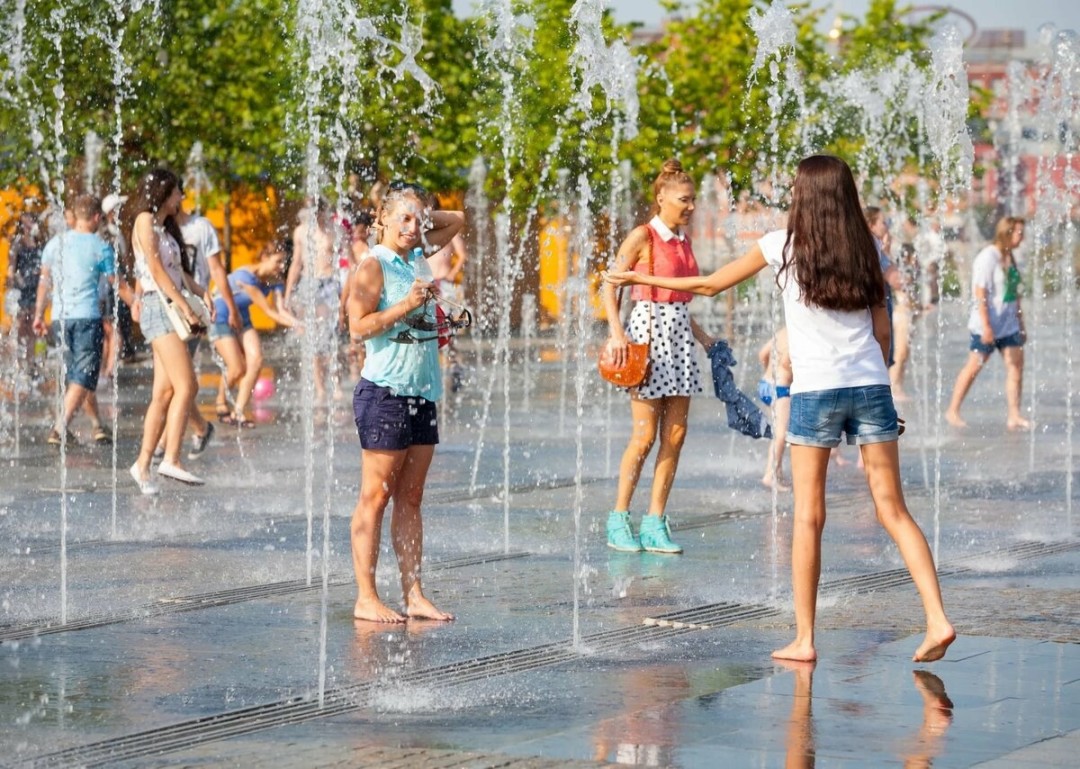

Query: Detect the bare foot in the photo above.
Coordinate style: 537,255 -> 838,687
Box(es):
912,623 -> 956,662
406,594 -> 454,622
831,450 -> 850,468
944,410 -> 967,428
772,639 -> 817,662
1007,417 -> 1032,432
762,475 -> 791,492
353,596 -> 406,623
912,670 -> 954,712
774,657 -> 816,675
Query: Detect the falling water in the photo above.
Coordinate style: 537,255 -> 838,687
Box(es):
566,0 -> 640,647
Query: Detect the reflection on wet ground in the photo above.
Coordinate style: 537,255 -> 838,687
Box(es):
1,303 -> 1078,767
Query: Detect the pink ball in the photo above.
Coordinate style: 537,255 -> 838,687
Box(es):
252,376 -> 276,401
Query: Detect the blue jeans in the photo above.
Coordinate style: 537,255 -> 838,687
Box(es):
57,318 -> 104,391
787,385 -> 899,448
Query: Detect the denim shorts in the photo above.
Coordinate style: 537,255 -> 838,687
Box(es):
787,385 -> 899,448
757,379 -> 791,406
138,292 -> 173,343
209,319 -> 253,341
969,331 -> 1024,355
57,318 -> 104,391
353,378 -> 439,450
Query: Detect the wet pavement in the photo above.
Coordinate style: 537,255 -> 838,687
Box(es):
0,298 -> 1077,768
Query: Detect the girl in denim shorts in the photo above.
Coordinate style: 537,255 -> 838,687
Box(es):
606,155 -> 955,664
344,182 -> 465,625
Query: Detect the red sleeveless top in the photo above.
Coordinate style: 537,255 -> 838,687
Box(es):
631,222 -> 699,304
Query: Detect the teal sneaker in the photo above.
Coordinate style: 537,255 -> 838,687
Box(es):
606,511 -> 643,552
639,514 -> 683,554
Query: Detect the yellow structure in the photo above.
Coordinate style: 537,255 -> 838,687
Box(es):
0,185 -> 283,332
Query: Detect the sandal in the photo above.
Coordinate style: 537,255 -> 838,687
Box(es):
92,425 -> 113,445
220,411 -> 254,428
217,409 -> 237,425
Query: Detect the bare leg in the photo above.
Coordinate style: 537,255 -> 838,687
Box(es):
773,444 -> 831,662
157,336 -> 198,467
860,441 -> 955,661
890,303 -> 912,402
100,320 -> 117,380
647,396 -> 689,515
134,346 -> 174,478
232,328 -> 263,419
764,396 -> 791,490
613,397 -> 660,513
351,448 -> 408,622
945,350 -> 989,427
58,382 -> 91,432
388,444 -> 452,620
80,391 -> 104,429
212,336 -> 246,417
903,671 -> 954,768
777,659 -> 815,769
313,353 -> 328,405
1002,346 -> 1029,430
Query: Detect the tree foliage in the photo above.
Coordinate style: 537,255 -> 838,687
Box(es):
0,0 -> 955,213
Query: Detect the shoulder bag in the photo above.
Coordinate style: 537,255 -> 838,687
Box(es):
598,233 -> 654,388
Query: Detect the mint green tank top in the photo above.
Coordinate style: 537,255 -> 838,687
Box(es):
360,245 -> 442,401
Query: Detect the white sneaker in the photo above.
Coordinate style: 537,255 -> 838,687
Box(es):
129,463 -> 159,496
157,461 -> 205,486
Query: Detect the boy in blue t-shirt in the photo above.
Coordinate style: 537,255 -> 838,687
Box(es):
33,195 -> 133,446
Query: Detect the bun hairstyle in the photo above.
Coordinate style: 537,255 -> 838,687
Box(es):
650,158 -> 694,216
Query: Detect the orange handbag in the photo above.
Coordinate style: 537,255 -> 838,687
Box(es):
598,238 -> 654,388
598,339 -> 651,387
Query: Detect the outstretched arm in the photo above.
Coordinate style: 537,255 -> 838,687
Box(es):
244,284 -> 297,328
605,244 -> 768,297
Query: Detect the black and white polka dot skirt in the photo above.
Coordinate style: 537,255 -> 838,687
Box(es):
627,301 -> 703,399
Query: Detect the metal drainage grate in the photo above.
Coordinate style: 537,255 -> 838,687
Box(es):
15,618 -> 699,768
0,551 -> 530,643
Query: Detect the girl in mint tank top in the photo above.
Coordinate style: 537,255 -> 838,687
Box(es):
343,183 -> 465,625
605,155 -> 954,665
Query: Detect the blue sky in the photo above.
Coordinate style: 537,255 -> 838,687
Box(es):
452,1 -> 1080,42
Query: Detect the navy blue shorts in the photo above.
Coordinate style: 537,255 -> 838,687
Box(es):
57,319 -> 104,391
969,331 -> 1024,356
787,385 -> 899,448
353,378 -> 439,450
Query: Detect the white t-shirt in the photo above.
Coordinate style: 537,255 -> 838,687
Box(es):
180,215 -> 222,292
758,229 -> 889,395
967,245 -> 1021,338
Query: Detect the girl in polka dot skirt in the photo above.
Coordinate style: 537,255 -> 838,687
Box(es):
599,159 -> 716,555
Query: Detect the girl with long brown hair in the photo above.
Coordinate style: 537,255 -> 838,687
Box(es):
606,155 -> 954,663
123,169 -> 206,493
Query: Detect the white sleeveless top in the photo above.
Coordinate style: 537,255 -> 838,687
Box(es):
134,220 -> 184,294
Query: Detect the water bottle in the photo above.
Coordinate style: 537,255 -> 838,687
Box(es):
412,247 -> 433,283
